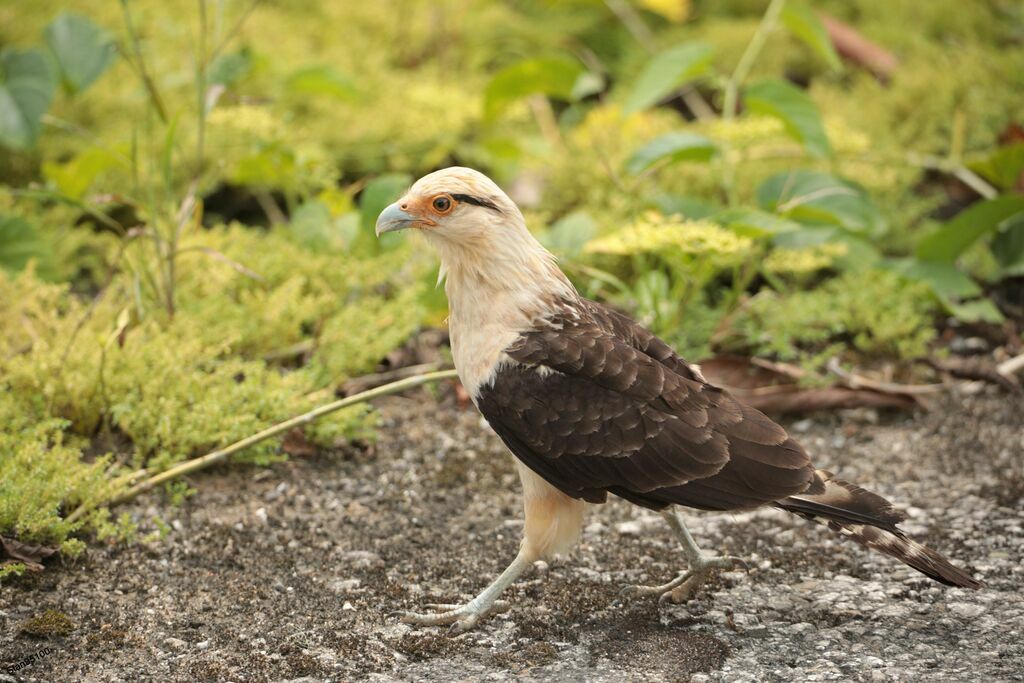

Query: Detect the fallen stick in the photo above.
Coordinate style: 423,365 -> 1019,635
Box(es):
997,352 -> 1024,379
65,368 -> 459,523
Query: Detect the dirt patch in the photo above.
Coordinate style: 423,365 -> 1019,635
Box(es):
1,388 -> 1022,681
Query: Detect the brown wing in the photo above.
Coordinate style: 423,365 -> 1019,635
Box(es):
475,299 -> 818,511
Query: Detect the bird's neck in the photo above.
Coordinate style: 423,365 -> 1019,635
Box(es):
436,232 -> 576,396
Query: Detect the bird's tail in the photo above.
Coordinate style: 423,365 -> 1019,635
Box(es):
776,470 -> 982,589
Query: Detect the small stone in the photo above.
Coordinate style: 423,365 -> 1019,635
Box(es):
164,637 -> 187,651
329,579 -> 362,594
615,521 -> 642,536
343,550 -> 384,569
254,507 -> 269,525
196,640 -> 210,651
948,602 -> 985,619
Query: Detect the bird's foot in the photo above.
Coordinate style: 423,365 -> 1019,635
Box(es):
620,555 -> 746,604
398,599 -> 511,634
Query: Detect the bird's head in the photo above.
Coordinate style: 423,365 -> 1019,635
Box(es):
376,166 -> 572,297
375,166 -> 521,247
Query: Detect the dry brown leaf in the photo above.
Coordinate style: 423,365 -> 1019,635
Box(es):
698,355 -> 923,414
1,536 -> 59,572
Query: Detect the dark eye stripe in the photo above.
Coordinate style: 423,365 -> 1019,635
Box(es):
451,193 -> 502,213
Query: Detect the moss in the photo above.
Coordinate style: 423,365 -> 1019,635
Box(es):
20,609 -> 76,638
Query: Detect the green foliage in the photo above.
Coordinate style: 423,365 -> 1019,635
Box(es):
744,79 -> 831,158
780,3 -> 841,70
484,56 -> 593,118
730,269 -> 939,364
0,48 -> 57,149
622,42 -> 713,114
625,132 -> 718,174
43,12 -> 116,94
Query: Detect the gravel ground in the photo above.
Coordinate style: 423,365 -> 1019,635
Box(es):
1,386 -> 1022,682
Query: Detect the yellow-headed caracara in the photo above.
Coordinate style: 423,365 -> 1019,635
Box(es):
376,167 -> 981,633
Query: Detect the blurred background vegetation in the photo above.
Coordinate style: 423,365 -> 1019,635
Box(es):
1,0 -> 1022,572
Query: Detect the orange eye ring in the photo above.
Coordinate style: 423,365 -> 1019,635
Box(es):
431,194 -> 454,214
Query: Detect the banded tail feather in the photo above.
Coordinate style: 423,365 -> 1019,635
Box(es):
777,470 -> 982,589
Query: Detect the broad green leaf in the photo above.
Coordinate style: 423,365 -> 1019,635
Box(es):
744,79 -> 830,158
714,208 -> 802,237
646,194 -> 720,219
757,170 -> 884,235
541,211 -> 598,258
0,48 -> 57,150
991,214 -> 1024,277
625,132 -> 717,174
969,143 -> 1024,192
885,258 -> 982,300
947,298 -> 1004,324
622,42 -> 712,115
42,146 -> 122,199
209,47 -> 252,87
358,175 -> 409,252
781,3 -> 841,70
0,214 -> 52,274
484,56 -> 586,118
285,66 -> 358,101
916,196 -> 1024,263
43,13 -> 115,94
289,200 -> 358,251
771,225 -> 880,268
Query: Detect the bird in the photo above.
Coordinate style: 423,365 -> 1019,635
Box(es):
375,166 -> 982,633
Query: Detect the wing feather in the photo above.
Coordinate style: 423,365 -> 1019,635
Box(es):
474,298 -> 817,511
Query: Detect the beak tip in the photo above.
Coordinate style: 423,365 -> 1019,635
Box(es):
375,202 -> 415,238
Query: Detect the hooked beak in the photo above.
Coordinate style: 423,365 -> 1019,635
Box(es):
375,202 -> 416,237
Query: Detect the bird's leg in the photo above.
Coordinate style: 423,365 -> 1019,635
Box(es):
621,508 -> 746,604
399,548 -> 535,634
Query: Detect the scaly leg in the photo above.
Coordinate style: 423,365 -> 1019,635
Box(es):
399,548 -> 535,633
621,508 -> 746,604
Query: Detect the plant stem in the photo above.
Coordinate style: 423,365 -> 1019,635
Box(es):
119,0 -> 169,123
719,0 -> 787,206
722,0 -> 787,124
65,369 -> 459,523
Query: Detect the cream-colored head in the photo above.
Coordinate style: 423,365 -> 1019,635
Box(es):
376,167 -> 571,295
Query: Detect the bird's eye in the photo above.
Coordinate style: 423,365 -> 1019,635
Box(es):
432,195 -> 453,213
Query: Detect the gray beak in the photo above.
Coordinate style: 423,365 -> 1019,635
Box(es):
375,202 -> 416,237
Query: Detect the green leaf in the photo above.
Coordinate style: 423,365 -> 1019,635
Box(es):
646,194 -> 720,219
947,298 -> 1005,324
284,66 -> 358,101
757,170 -> 884,235
0,48 -> 57,150
42,146 -> 122,200
622,42 -> 713,115
209,47 -> 252,87
714,208 -> 802,237
885,258 -> 982,300
484,56 -> 586,118
745,79 -> 830,158
916,196 -> 1024,263
43,12 -> 116,94
991,214 -> 1024,277
541,211 -> 597,258
771,225 -> 880,269
969,143 -> 1024,192
625,132 -> 717,174
0,214 -> 52,274
781,3 -> 841,70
